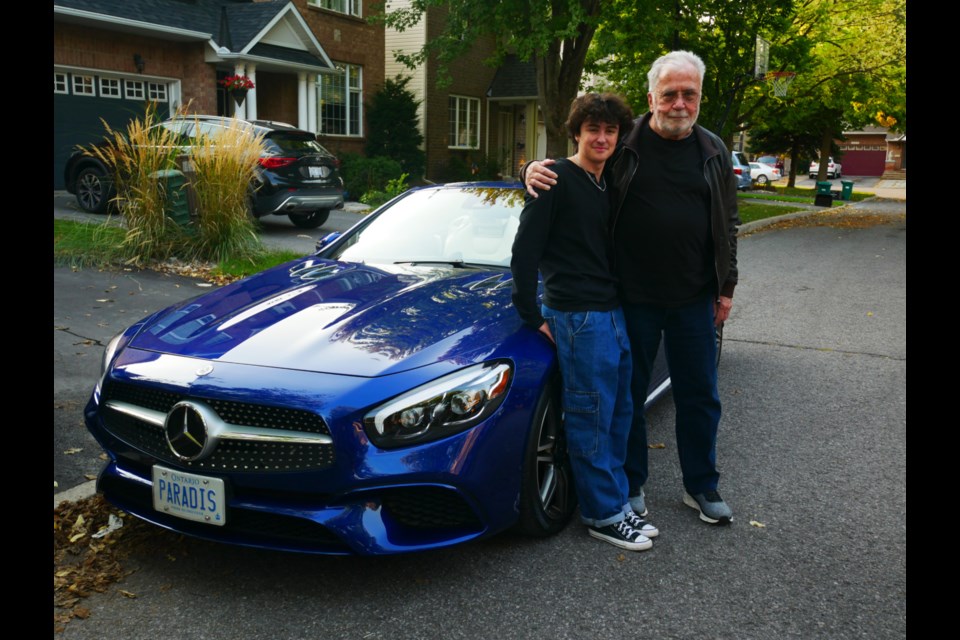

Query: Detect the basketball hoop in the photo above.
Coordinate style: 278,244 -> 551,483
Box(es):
765,71 -> 796,98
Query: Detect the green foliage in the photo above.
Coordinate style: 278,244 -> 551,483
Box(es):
339,153 -> 404,201
435,152 -> 502,183
365,75 -> 425,177
360,173 -> 410,209
738,201 -> 808,223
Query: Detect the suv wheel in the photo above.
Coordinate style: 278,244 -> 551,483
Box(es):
76,167 -> 112,214
288,209 -> 330,229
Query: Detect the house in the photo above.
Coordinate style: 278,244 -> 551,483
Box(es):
838,126 -> 906,177
53,0 -> 383,188
384,1 -> 544,181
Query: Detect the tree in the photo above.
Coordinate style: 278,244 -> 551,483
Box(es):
377,0 -> 608,158
365,74 -> 426,178
585,0 -> 799,148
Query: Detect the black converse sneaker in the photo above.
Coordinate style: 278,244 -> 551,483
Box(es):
624,511 -> 659,538
588,519 -> 653,551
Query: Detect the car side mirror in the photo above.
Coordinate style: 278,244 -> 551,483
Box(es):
315,232 -> 342,253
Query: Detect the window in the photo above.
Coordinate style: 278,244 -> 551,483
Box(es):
147,82 -> 168,102
100,78 -> 121,98
318,63 -> 362,136
449,96 -> 480,149
72,75 -> 95,96
54,73 -> 68,94
126,80 -> 145,100
311,0 -> 361,17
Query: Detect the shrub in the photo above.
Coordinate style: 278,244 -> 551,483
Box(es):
339,153 -> 404,200
434,151 -> 502,183
360,173 -> 410,209
365,75 -> 425,178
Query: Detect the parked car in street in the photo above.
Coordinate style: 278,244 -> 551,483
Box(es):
749,162 -> 781,186
732,151 -> 752,190
63,115 -> 344,229
809,157 -> 842,179
84,182 -> 718,556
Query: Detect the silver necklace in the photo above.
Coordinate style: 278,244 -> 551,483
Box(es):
582,168 -> 606,192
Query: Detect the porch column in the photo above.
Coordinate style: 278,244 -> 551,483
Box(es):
245,65 -> 257,120
233,63 -> 247,119
307,74 -> 318,134
298,72 -> 308,130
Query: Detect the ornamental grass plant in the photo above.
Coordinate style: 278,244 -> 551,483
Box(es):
81,106 -> 266,266
84,106 -> 187,264
186,119 -> 265,263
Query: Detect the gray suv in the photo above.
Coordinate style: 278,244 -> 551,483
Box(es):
64,115 -> 344,229
731,151 -> 752,191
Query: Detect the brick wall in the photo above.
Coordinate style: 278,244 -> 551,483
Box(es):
54,23 -> 216,113
294,0 -> 385,156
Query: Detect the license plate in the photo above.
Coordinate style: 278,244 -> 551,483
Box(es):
152,465 -> 226,526
308,166 -> 323,178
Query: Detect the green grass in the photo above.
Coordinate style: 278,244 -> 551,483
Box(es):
737,201 -> 808,224
741,186 -> 871,202
55,218 -> 303,279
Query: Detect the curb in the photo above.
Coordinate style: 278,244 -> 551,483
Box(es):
54,480 -> 97,510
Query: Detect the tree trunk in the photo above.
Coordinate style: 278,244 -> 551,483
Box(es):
815,128 -> 834,181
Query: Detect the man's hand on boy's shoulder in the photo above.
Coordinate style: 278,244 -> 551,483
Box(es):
523,158 -> 559,198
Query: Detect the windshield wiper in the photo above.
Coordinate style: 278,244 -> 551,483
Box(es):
394,260 -> 467,268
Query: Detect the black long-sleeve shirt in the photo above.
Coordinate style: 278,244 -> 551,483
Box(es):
510,158 -> 619,329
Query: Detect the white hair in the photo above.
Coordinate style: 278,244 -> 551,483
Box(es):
647,51 -> 706,94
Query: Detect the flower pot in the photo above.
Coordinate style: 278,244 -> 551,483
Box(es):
231,88 -> 248,107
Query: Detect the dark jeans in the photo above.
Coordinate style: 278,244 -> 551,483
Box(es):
623,295 -> 721,495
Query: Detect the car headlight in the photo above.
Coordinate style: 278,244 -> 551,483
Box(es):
100,332 -> 124,377
364,361 -> 513,448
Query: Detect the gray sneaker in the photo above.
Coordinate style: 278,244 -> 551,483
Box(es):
628,488 -> 648,517
683,490 -> 733,524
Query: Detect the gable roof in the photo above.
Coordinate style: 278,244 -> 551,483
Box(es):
486,55 -> 538,100
54,0 -> 334,72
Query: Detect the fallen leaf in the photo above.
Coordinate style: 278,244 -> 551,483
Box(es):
119,590 -> 137,599
196,283 -> 213,288
69,532 -> 86,543
54,480 -> 59,488
56,569 -> 75,577
73,606 -> 91,619
95,298 -> 114,303
866,311 -> 874,317
99,453 -> 109,460
64,447 -> 83,455
749,520 -> 766,528
617,553 -> 626,562
84,474 -> 97,481
648,442 -> 666,449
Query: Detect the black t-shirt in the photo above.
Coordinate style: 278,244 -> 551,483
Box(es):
615,122 -> 715,305
510,158 -> 619,328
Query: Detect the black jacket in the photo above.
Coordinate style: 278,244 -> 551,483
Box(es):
607,113 -> 740,299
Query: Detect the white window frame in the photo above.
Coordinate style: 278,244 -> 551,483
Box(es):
449,95 -> 480,149
54,73 -> 68,94
147,82 -> 168,102
310,0 -> 361,17
99,77 -> 121,98
72,74 -> 95,96
318,63 -> 363,137
126,80 -> 145,100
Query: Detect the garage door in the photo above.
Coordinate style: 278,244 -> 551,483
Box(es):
839,150 -> 886,177
54,71 -> 171,189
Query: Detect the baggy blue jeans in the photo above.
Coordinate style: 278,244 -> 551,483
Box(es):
542,305 -> 634,527
623,294 -> 722,495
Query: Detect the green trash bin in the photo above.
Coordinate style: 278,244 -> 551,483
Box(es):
154,169 -> 190,226
814,180 -> 834,207
840,180 -> 854,201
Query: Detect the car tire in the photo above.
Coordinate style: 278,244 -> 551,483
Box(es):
755,175 -> 769,186
75,166 -> 112,214
515,377 -> 577,537
288,209 -> 330,229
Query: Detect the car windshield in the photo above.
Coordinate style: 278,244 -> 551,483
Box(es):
265,134 -> 331,156
328,186 -> 526,268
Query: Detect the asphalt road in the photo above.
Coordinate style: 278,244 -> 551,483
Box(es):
54,197 -> 906,639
